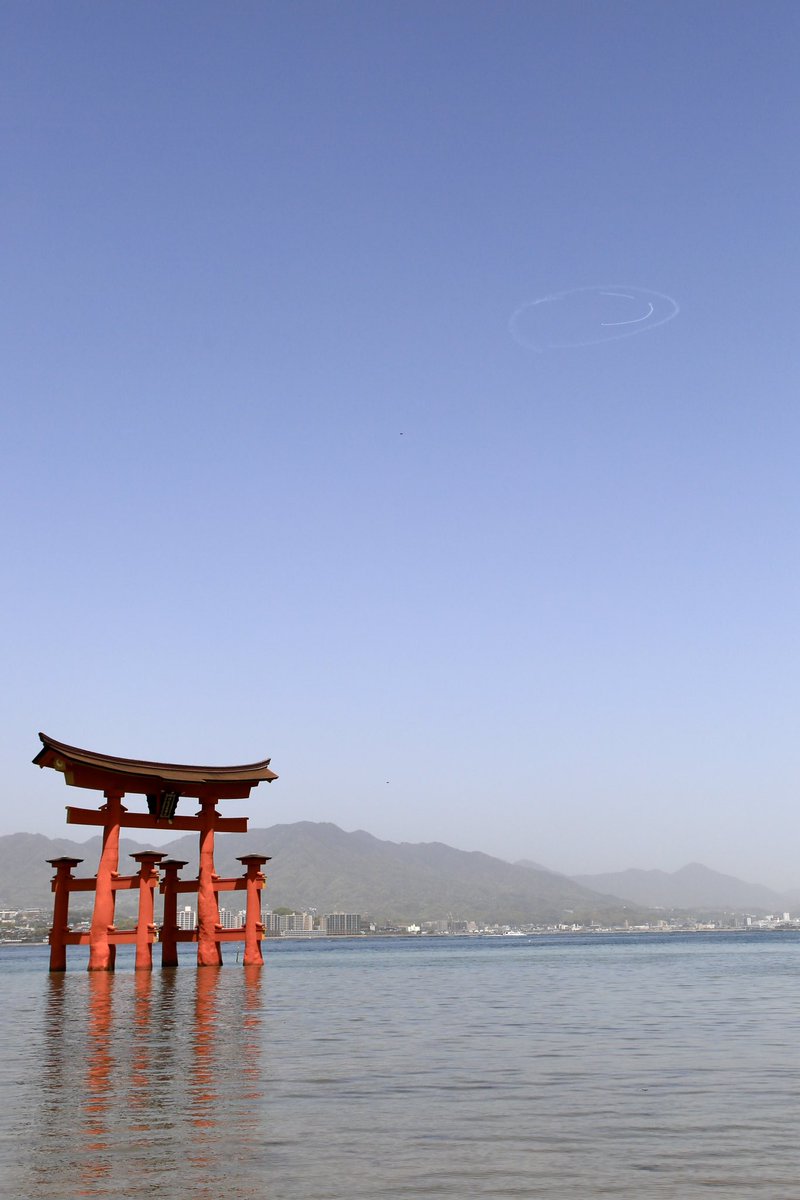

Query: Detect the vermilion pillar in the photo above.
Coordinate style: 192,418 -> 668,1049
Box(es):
131,852 -> 164,970
197,798 -> 222,966
88,791 -> 125,972
160,858 -> 188,968
47,856 -> 83,972
237,855 -> 270,965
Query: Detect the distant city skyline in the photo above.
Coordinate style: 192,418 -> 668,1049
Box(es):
2,3 -> 799,891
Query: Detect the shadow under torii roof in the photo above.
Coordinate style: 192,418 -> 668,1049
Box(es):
33,732 -> 278,799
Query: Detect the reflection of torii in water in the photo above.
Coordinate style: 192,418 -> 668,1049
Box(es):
600,292 -> 655,326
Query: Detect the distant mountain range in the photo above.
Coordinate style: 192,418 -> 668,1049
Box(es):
1,824 -> 790,922
570,863 -> 790,913
0,823 -> 639,925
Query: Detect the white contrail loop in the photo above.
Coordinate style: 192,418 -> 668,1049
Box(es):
601,302 -> 654,327
508,285 -> 679,351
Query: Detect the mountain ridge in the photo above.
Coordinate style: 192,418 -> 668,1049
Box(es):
0,822 -> 639,924
570,862 -> 790,913
3,825 -> 788,921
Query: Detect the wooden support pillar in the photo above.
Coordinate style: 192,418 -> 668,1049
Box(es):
197,797 -> 222,967
159,859 -> 188,968
237,855 -> 270,966
47,857 -> 83,972
88,791 -> 126,972
130,852 -> 164,970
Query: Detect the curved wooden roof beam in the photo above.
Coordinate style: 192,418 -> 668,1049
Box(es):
33,732 -> 278,799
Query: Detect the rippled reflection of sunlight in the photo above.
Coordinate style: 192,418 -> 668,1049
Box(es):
509,285 -> 679,351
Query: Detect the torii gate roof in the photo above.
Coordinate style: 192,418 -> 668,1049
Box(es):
33,732 -> 278,799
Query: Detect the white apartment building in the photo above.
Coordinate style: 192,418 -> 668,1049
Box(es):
264,910 -> 313,934
177,905 -> 196,930
218,907 -> 247,929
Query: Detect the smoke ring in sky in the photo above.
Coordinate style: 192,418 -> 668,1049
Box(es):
509,285 -> 679,351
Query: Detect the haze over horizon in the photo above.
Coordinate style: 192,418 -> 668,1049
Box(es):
3,4 -> 799,890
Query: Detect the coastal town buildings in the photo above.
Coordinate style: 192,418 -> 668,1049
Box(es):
321,913 -> 362,935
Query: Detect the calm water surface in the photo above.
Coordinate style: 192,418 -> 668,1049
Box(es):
2,933 -> 800,1198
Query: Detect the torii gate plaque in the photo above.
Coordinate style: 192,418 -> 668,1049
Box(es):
34,733 -> 277,971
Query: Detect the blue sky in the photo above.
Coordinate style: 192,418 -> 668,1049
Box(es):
3,2 -> 799,886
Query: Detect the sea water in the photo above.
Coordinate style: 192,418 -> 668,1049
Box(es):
2,933 -> 800,1199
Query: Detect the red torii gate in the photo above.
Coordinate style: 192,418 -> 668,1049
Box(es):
34,733 -> 277,971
